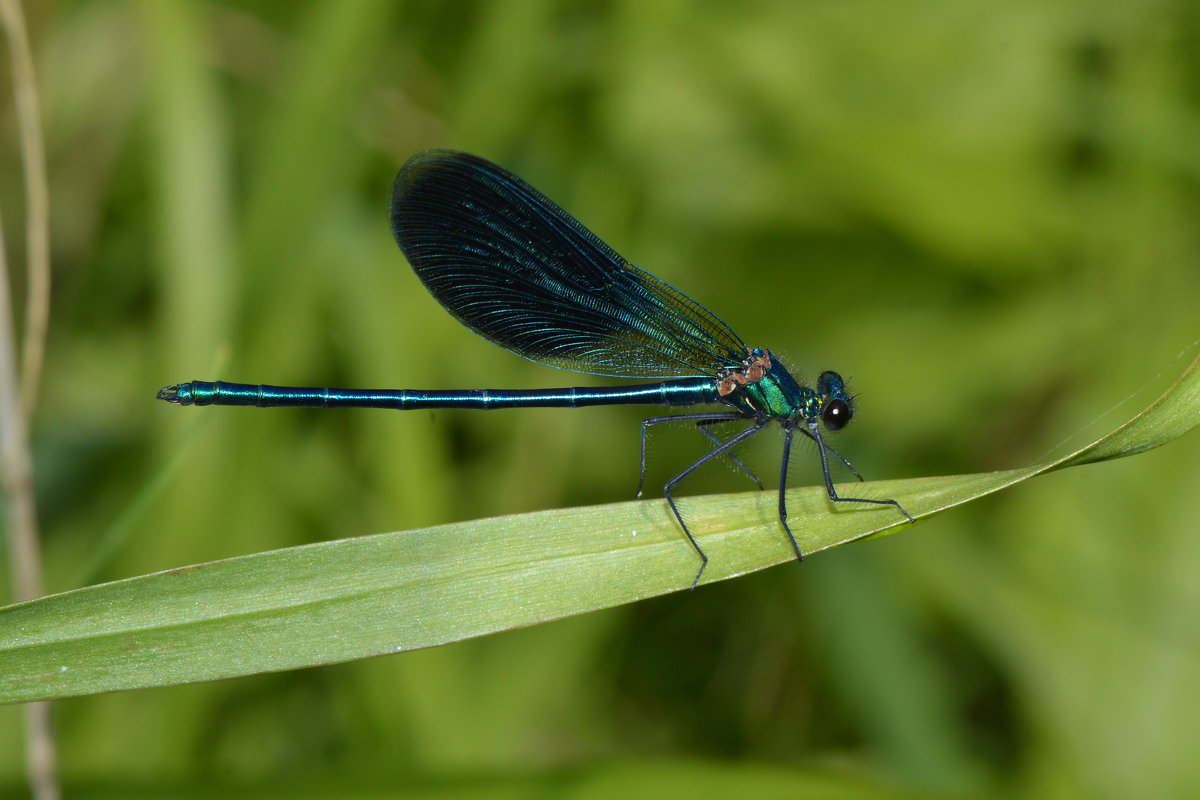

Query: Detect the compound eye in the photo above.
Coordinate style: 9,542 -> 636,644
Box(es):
821,398 -> 851,431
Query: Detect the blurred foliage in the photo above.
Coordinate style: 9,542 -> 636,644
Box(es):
1,0 -> 1198,797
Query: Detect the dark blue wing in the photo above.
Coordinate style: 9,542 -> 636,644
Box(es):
390,150 -> 747,379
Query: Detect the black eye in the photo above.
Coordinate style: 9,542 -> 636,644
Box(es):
821,398 -> 851,431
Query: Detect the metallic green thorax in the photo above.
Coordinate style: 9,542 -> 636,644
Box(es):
718,347 -> 846,425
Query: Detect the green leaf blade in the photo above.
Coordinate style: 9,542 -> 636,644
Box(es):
1,353 -> 1196,704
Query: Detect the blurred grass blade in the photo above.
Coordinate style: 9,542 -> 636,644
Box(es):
0,353 -> 1196,704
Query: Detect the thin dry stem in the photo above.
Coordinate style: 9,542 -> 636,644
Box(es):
1,1 -> 59,797
1,0 -> 50,415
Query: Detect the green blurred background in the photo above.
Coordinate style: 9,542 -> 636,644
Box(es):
3,1 -> 1199,797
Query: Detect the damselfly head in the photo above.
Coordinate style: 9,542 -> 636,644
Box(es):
816,370 -> 854,431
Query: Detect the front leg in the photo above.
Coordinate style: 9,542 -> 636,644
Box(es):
806,421 -> 915,522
